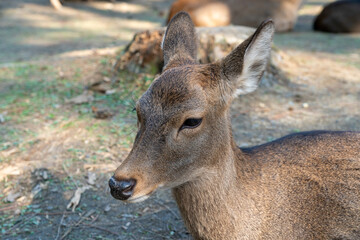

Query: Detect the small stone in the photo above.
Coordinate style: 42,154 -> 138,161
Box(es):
0,114 -> 5,123
103,76 -> 111,82
122,222 -> 131,230
259,102 -> 266,108
46,205 -> 54,210
104,204 -> 111,212
105,89 -> 116,95
302,103 -> 309,108
41,170 -> 48,180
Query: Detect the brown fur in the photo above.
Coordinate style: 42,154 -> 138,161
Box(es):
111,12 -> 360,239
167,0 -> 304,32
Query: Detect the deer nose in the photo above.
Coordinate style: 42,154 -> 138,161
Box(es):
109,176 -> 136,200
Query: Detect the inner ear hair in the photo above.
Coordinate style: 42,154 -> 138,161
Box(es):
221,20 -> 275,97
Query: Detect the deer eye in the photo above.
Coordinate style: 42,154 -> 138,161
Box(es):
180,118 -> 202,131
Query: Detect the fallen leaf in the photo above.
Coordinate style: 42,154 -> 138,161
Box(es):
105,89 -> 116,95
31,182 -> 49,198
103,76 -> 111,82
88,81 -> 111,93
66,91 -> 94,105
3,192 -> 21,203
0,148 -> 18,158
0,166 -> 21,181
67,186 -> 91,212
33,168 -> 50,181
122,222 -> 131,230
17,196 -> 26,202
87,172 -> 97,185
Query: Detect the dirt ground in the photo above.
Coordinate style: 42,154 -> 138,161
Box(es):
0,0 -> 359,239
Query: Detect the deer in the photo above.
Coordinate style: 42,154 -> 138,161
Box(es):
109,12 -> 360,239
313,0 -> 360,33
167,0 -> 304,32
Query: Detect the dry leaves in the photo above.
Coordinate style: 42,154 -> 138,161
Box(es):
66,91 -> 94,105
87,81 -> 112,94
87,172 -> 97,185
3,192 -> 21,203
67,185 -> 91,212
91,106 -> 115,119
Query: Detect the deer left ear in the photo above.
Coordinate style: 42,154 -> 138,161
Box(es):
162,12 -> 198,70
219,20 -> 275,97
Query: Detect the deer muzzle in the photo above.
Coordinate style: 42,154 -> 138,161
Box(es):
109,176 -> 137,200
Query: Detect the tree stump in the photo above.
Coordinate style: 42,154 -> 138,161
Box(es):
114,26 -> 288,86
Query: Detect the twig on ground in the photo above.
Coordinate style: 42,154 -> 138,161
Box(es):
80,223 -> 120,236
54,211 -> 66,240
0,204 -> 18,212
134,221 -> 170,239
90,213 -> 100,224
27,211 -> 74,216
60,209 -> 95,240
154,199 -> 180,219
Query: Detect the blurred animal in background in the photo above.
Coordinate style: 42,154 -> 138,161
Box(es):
314,0 -> 360,33
167,0 -> 231,27
167,0 -> 304,32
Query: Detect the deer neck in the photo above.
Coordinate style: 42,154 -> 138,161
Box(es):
172,138 -> 260,239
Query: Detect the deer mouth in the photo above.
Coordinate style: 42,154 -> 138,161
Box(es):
126,194 -> 150,203
125,184 -> 164,203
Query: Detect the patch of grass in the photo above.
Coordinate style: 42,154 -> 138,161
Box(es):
0,64 -> 83,120
0,63 -> 85,155
60,175 -> 78,191
0,214 -> 17,235
62,121 -> 77,129
79,69 -> 153,147
20,205 -> 42,215
0,60 -> 155,168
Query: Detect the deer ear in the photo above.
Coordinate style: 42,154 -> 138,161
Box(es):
162,12 -> 197,69
220,20 -> 275,97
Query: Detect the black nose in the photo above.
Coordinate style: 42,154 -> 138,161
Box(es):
109,176 -> 136,200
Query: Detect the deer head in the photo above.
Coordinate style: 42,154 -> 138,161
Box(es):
109,12 -> 274,202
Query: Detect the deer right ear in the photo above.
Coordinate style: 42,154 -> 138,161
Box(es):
162,12 -> 197,70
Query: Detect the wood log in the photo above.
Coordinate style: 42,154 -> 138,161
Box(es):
114,26 -> 288,86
